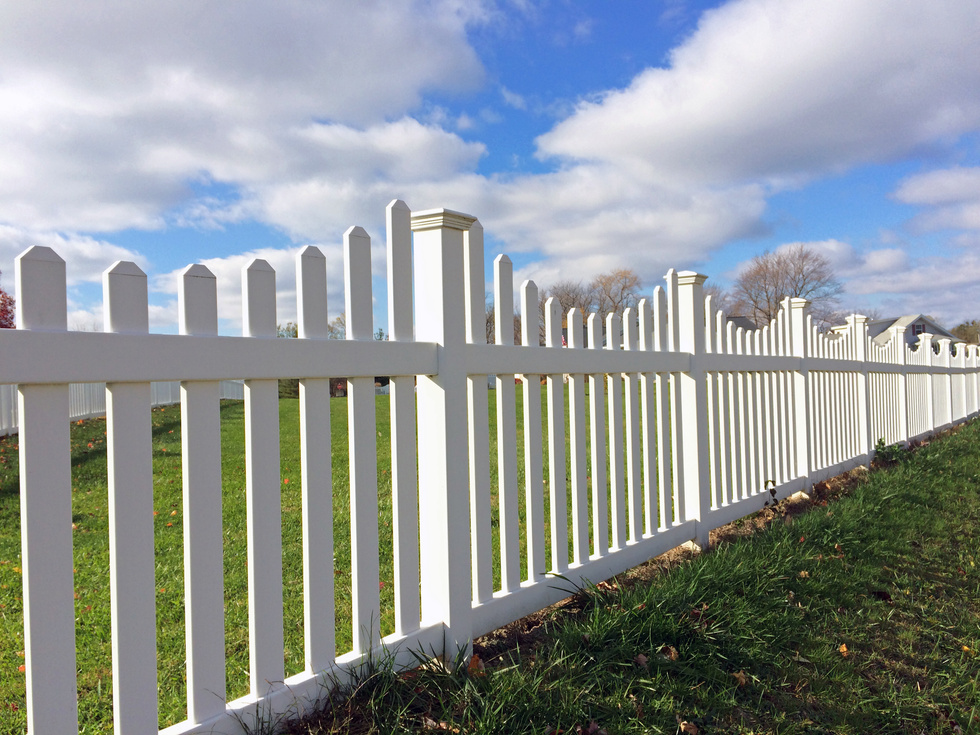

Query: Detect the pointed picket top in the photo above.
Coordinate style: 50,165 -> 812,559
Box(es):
605,312 -> 621,351
16,245 -> 67,331
520,280 -> 538,347
179,264 -> 218,336
387,200 -> 414,342
463,219 -> 485,345
243,259 -> 277,338
664,269 -> 679,352
567,308 -> 583,349
637,299 -> 652,352
104,261 -> 148,334
494,255 -> 514,346
344,226 -> 373,341
544,297 -> 562,348
296,245 -> 328,339
587,312 -> 602,350
623,306 -> 639,351
703,294 -> 714,354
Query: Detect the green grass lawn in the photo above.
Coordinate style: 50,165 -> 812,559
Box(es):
0,385 -> 595,733
4,390 -> 976,734
286,419 -> 980,735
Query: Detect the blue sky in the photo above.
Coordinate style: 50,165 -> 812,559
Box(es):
1,0 -> 979,334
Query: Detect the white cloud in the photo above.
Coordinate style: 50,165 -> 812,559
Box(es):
893,167 -> 980,233
0,225 -> 148,286
0,0 -> 489,232
536,0 -> 980,189
501,87 -> 527,110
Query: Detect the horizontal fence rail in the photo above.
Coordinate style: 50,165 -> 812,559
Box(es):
0,380 -> 245,437
2,201 -> 978,734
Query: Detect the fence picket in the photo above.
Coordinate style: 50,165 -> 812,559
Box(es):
178,264 -> 227,724
588,313 -> 609,555
388,200 -> 422,631
243,258 -> 286,695
296,245 -> 336,672
566,308 -> 589,564
16,247 -> 78,734
345,226 -> 380,654
606,313 -> 627,552
623,307 -> 642,542
545,297 -> 569,572
104,261 -> 159,733
653,286 -> 672,528
521,280 -> 546,581
494,255 -> 521,592
638,299 -> 658,534
464,221 -> 492,604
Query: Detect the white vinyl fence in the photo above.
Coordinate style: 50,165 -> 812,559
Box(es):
2,201 -> 978,734
0,380 -> 245,437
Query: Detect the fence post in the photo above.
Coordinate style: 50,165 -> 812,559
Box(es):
674,271 -> 710,549
787,298 -> 811,488
16,246 -> 78,734
411,208 -> 476,662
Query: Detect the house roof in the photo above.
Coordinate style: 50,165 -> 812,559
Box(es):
866,314 -> 960,346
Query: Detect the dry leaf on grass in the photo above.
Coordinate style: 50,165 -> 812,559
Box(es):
731,670 -> 748,687
839,643 -> 849,657
467,653 -> 486,678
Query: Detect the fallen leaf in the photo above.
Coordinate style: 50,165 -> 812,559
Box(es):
467,653 -> 486,678
660,644 -> 679,661
731,670 -> 748,687
678,720 -> 699,735
839,644 -> 848,657
633,653 -> 649,670
798,570 -> 810,578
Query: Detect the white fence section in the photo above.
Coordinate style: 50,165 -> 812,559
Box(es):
0,380 -> 245,437
2,200 -> 979,734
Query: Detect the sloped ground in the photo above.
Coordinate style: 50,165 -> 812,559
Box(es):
287,421 -> 980,735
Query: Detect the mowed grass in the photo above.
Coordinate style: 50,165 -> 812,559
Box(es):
0,385 -> 584,733
0,396 -> 400,732
287,419 -> 980,735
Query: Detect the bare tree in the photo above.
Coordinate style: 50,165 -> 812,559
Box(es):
589,268 -> 642,321
733,244 -> 842,328
952,319 -> 980,344
703,282 -> 738,315
547,278 -> 595,317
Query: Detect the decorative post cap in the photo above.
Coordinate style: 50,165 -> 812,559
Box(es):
675,271 -> 708,286
410,208 -> 478,232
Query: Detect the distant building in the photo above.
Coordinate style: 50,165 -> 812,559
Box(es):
831,314 -> 962,348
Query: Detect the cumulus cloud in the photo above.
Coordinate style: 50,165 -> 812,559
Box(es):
152,243 -> 356,331
536,0 -> 980,188
893,167 -> 980,233
0,225 -> 148,286
0,0 -> 488,232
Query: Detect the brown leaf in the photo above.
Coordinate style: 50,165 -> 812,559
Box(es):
731,670 -> 748,687
467,653 -> 486,678
839,643 -> 849,658
679,720 -> 699,734
634,653 -> 649,670
798,570 -> 810,578
660,644 -> 679,661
